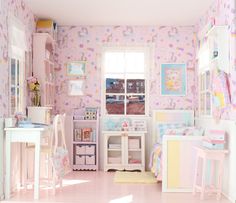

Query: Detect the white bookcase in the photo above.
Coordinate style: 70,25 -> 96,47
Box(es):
33,33 -> 55,107
103,131 -> 145,171
72,118 -> 99,170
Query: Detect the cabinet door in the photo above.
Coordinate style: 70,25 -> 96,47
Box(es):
105,133 -> 124,166
125,133 -> 144,170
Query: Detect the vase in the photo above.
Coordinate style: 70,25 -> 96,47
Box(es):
32,91 -> 41,106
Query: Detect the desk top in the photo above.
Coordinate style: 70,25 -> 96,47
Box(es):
5,125 -> 50,132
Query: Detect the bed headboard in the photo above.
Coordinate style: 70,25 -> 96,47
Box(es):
152,110 -> 194,144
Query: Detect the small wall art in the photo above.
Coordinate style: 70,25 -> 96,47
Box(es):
68,80 -> 84,96
67,61 -> 86,77
160,63 -> 187,96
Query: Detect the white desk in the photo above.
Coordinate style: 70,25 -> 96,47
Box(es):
4,126 -> 50,200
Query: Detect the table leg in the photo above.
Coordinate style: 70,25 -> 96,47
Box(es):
34,140 -> 40,200
5,135 -> 11,199
200,158 -> 207,200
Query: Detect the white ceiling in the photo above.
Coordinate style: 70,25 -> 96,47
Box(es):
25,0 -> 214,26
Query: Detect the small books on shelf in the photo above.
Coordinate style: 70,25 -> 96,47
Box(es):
108,143 -> 121,149
74,128 -> 95,142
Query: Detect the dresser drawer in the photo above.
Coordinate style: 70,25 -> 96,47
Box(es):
75,155 -> 85,165
76,145 -> 86,155
85,145 -> 95,155
86,155 -> 95,165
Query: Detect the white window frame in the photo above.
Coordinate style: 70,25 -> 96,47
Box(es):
8,15 -> 26,116
101,45 -> 150,117
9,57 -> 25,115
198,39 -> 212,118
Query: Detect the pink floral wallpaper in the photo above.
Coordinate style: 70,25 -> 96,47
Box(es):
0,0 -> 35,117
55,26 -> 197,115
197,0 -> 236,119
0,0 -> 235,121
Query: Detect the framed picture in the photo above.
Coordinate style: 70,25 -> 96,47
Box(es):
161,63 -> 187,96
68,80 -> 84,96
82,128 -> 92,141
67,61 -> 86,76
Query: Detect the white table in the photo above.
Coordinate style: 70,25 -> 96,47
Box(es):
5,126 -> 50,200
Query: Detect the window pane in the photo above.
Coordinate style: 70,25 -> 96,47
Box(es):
11,87 -> 16,115
11,59 -> 16,85
126,95 -> 145,115
206,92 -> 211,115
125,52 -> 144,73
17,60 -> 20,85
206,71 -> 210,91
105,52 -> 125,73
200,93 -> 205,114
106,95 -> 124,114
16,87 -> 20,110
127,79 -> 145,94
200,73 -> 205,91
106,78 -> 125,93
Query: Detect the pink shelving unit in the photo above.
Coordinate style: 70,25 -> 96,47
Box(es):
33,33 -> 55,107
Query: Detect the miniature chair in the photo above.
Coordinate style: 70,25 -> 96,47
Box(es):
193,147 -> 228,200
24,114 -> 69,194
51,113 -> 70,194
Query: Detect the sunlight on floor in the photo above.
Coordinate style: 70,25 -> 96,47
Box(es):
109,195 -> 133,203
62,179 -> 91,186
18,179 -> 91,190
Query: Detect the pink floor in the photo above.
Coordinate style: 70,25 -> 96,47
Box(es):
3,171 -> 232,203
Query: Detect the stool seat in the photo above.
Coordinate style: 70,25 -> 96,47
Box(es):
193,147 -> 228,200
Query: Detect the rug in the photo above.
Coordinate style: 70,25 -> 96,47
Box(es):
114,171 -> 156,184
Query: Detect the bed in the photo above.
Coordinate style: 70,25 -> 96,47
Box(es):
150,110 -> 203,192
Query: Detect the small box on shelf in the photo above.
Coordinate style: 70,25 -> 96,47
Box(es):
76,145 -> 86,154
86,155 -> 95,165
84,107 -> 98,120
75,155 -> 85,165
85,145 -> 95,155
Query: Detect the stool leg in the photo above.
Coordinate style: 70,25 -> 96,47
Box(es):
210,159 -> 215,187
23,144 -> 27,190
193,156 -> 199,195
200,158 -> 207,200
216,159 -> 224,200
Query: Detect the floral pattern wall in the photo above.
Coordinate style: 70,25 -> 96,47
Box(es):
0,0 -> 35,117
197,0 -> 236,120
55,26 -> 197,115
